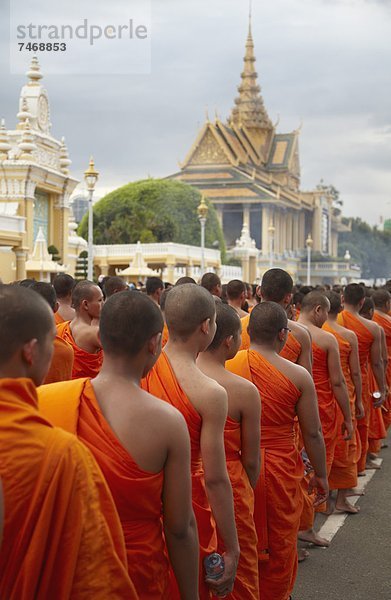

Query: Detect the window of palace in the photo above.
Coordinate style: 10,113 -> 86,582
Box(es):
33,190 -> 50,243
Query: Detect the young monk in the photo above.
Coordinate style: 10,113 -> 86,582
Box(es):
30,282 -> 74,384
372,288 -> 391,431
338,284 -> 386,474
323,291 -> 363,512
299,292 -> 353,484
359,297 -> 387,463
52,273 -> 76,324
0,285 -> 136,599
198,303 -> 261,599
226,302 -> 328,600
227,280 -> 248,318
102,276 -> 128,298
142,284 -> 240,599
56,280 -> 103,379
39,291 -> 199,599
201,272 -> 223,299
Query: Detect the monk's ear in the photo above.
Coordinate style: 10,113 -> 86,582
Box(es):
224,335 -> 234,349
358,298 -> 365,310
148,332 -> 162,357
22,338 -> 39,366
53,301 -> 60,314
200,318 -> 210,335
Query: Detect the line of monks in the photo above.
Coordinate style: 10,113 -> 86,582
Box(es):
0,269 -> 390,599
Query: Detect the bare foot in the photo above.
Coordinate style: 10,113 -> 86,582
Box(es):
367,452 -> 378,460
335,498 -> 360,514
365,460 -> 381,470
381,441 -> 388,449
357,471 -> 366,477
346,488 -> 365,497
298,529 -> 330,547
298,548 -> 310,562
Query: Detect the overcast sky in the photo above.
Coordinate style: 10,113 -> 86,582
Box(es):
1,0 -> 391,225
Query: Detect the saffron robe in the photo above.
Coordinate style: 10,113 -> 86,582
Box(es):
373,311 -> 391,430
311,342 -> 338,475
323,322 -> 360,490
38,378 -> 170,599
239,314 -> 251,350
219,416 -> 259,599
337,311 -> 374,473
0,378 -> 137,600
54,311 -> 65,325
367,366 -> 387,454
142,352 -> 217,600
56,320 -> 103,379
43,336 -> 74,385
226,350 -> 304,600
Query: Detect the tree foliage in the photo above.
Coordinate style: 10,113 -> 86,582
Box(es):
78,179 -> 226,259
339,218 -> 391,280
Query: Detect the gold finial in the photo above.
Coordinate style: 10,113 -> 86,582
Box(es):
205,106 -> 210,123
197,194 -> 209,220
26,56 -> 43,85
306,233 -> 313,248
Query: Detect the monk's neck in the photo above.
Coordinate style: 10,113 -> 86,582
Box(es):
59,297 -> 72,307
298,314 -> 313,328
94,356 -> 143,386
250,342 -> 278,359
164,339 -> 199,363
327,314 -> 338,323
198,350 -> 226,370
73,313 -> 93,326
342,304 -> 359,316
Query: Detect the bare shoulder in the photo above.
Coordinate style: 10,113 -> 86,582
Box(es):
341,326 -> 358,345
290,321 -> 311,343
142,388 -> 189,438
276,356 -> 312,391
226,370 -> 259,399
322,329 -> 338,349
192,371 -> 228,416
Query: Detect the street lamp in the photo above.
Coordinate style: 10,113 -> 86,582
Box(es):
84,157 -> 99,281
306,233 -> 313,285
197,195 -> 209,276
344,249 -> 351,261
268,222 -> 275,268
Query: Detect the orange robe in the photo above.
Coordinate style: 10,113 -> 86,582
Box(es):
338,311 -> 374,473
226,351 -> 304,600
43,336 -> 74,384
219,417 -> 259,599
367,366 -> 387,454
323,323 -> 360,490
56,320 -> 103,379
280,331 -> 301,363
162,322 -> 169,347
373,311 -> 391,430
0,378 -> 137,600
54,311 -> 65,325
142,352 -> 217,600
239,314 -> 250,350
311,342 -> 338,475
38,378 -> 169,599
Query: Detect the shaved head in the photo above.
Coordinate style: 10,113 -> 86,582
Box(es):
72,280 -> 100,310
103,276 -> 128,298
165,283 -> 216,340
360,297 -> 375,318
30,282 -> 57,312
175,276 -> 196,285
260,269 -> 293,303
0,285 -> 54,367
201,272 -> 222,296
227,280 -> 246,300
248,302 -> 288,344
325,291 -> 342,316
301,291 -> 330,313
100,291 -> 163,357
372,288 -> 391,309
53,273 -> 75,299
208,303 -> 241,351
343,283 -> 365,306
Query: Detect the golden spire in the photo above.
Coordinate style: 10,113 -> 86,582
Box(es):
229,9 -> 272,131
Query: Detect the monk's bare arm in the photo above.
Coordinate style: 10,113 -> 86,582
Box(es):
292,325 -> 312,374
199,384 -> 240,593
327,336 -> 353,438
370,329 -> 386,404
239,382 -> 261,489
348,335 -> 363,418
295,370 -> 328,504
163,411 -> 199,600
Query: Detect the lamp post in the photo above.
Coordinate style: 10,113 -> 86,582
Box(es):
306,233 -> 313,285
197,195 -> 209,276
268,222 -> 275,268
84,157 -> 99,281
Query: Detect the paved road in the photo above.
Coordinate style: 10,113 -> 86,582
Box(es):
294,434 -> 391,600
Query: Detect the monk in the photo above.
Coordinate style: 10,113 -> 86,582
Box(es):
359,297 -> 387,462
227,302 -> 328,600
30,282 -> 74,384
102,275 -> 128,298
146,276 -> 164,305
142,284 -> 240,598
52,273 -> 76,324
198,303 -> 261,599
299,292 -> 353,485
57,280 -> 104,379
39,291 -> 198,599
0,285 -> 136,599
227,279 -> 248,318
338,284 -> 386,474
372,288 -> 391,431
323,291 -> 363,512
201,272 -> 223,299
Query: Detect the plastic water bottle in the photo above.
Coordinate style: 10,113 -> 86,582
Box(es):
204,553 -> 225,580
